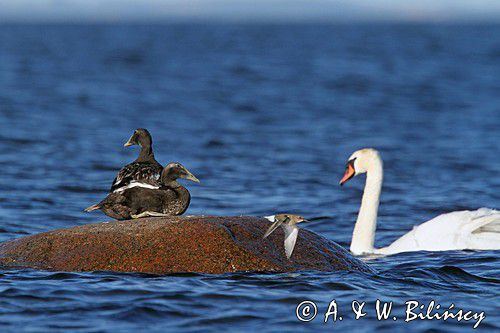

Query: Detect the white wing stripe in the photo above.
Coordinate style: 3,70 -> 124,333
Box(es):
113,182 -> 160,193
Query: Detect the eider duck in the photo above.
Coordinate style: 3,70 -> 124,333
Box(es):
85,162 -> 199,220
110,128 -> 163,193
263,214 -> 308,259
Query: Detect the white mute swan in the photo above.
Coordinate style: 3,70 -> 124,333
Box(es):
340,148 -> 500,255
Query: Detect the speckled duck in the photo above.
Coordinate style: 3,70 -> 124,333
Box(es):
110,128 -> 163,193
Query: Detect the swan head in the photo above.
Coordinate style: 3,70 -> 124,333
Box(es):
340,148 -> 381,186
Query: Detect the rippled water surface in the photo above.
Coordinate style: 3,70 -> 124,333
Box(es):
0,24 -> 499,332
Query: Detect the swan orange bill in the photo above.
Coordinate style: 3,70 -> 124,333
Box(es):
340,163 -> 355,186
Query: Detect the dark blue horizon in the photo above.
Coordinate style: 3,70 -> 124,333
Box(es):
2,0 -> 500,24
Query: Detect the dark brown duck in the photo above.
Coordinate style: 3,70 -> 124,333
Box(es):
86,163 -> 200,220
110,128 -> 163,193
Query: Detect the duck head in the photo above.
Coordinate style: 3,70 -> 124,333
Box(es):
124,128 -> 153,148
265,214 -> 308,225
340,148 -> 381,186
161,162 -> 200,183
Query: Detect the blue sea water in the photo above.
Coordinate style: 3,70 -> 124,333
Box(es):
0,23 -> 499,332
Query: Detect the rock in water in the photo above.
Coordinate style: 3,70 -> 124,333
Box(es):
0,216 -> 372,274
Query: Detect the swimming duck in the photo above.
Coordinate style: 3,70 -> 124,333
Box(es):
110,128 -> 163,193
263,214 -> 308,259
86,162 -> 200,220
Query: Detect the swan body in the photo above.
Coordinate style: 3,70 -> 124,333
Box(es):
376,208 -> 500,255
340,148 -> 500,255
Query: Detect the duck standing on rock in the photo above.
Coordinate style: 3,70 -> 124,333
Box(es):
85,162 -> 200,220
110,128 -> 163,193
263,214 -> 308,259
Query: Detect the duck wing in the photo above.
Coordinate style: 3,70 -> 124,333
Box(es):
121,186 -> 190,216
110,161 -> 162,192
83,193 -> 133,220
158,187 -> 191,216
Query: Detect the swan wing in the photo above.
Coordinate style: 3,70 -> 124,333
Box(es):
283,225 -> 299,259
380,208 -> 500,254
461,208 -> 500,249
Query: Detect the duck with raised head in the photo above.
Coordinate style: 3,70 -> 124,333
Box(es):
340,148 -> 500,255
263,214 -> 308,259
110,128 -> 163,193
86,162 -> 200,220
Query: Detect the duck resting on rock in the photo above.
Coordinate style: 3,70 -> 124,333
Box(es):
85,162 -> 200,220
110,128 -> 163,193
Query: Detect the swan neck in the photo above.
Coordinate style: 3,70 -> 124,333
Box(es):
350,158 -> 383,255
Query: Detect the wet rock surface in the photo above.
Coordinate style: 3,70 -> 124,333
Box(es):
0,216 -> 372,274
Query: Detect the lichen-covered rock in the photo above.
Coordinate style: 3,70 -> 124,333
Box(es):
0,216 -> 372,274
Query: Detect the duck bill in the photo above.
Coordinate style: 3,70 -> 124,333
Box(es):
183,170 -> 200,183
339,164 -> 355,186
124,134 -> 136,147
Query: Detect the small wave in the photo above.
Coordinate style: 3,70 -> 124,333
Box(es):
114,305 -> 175,321
432,265 -> 500,284
191,314 -> 265,326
